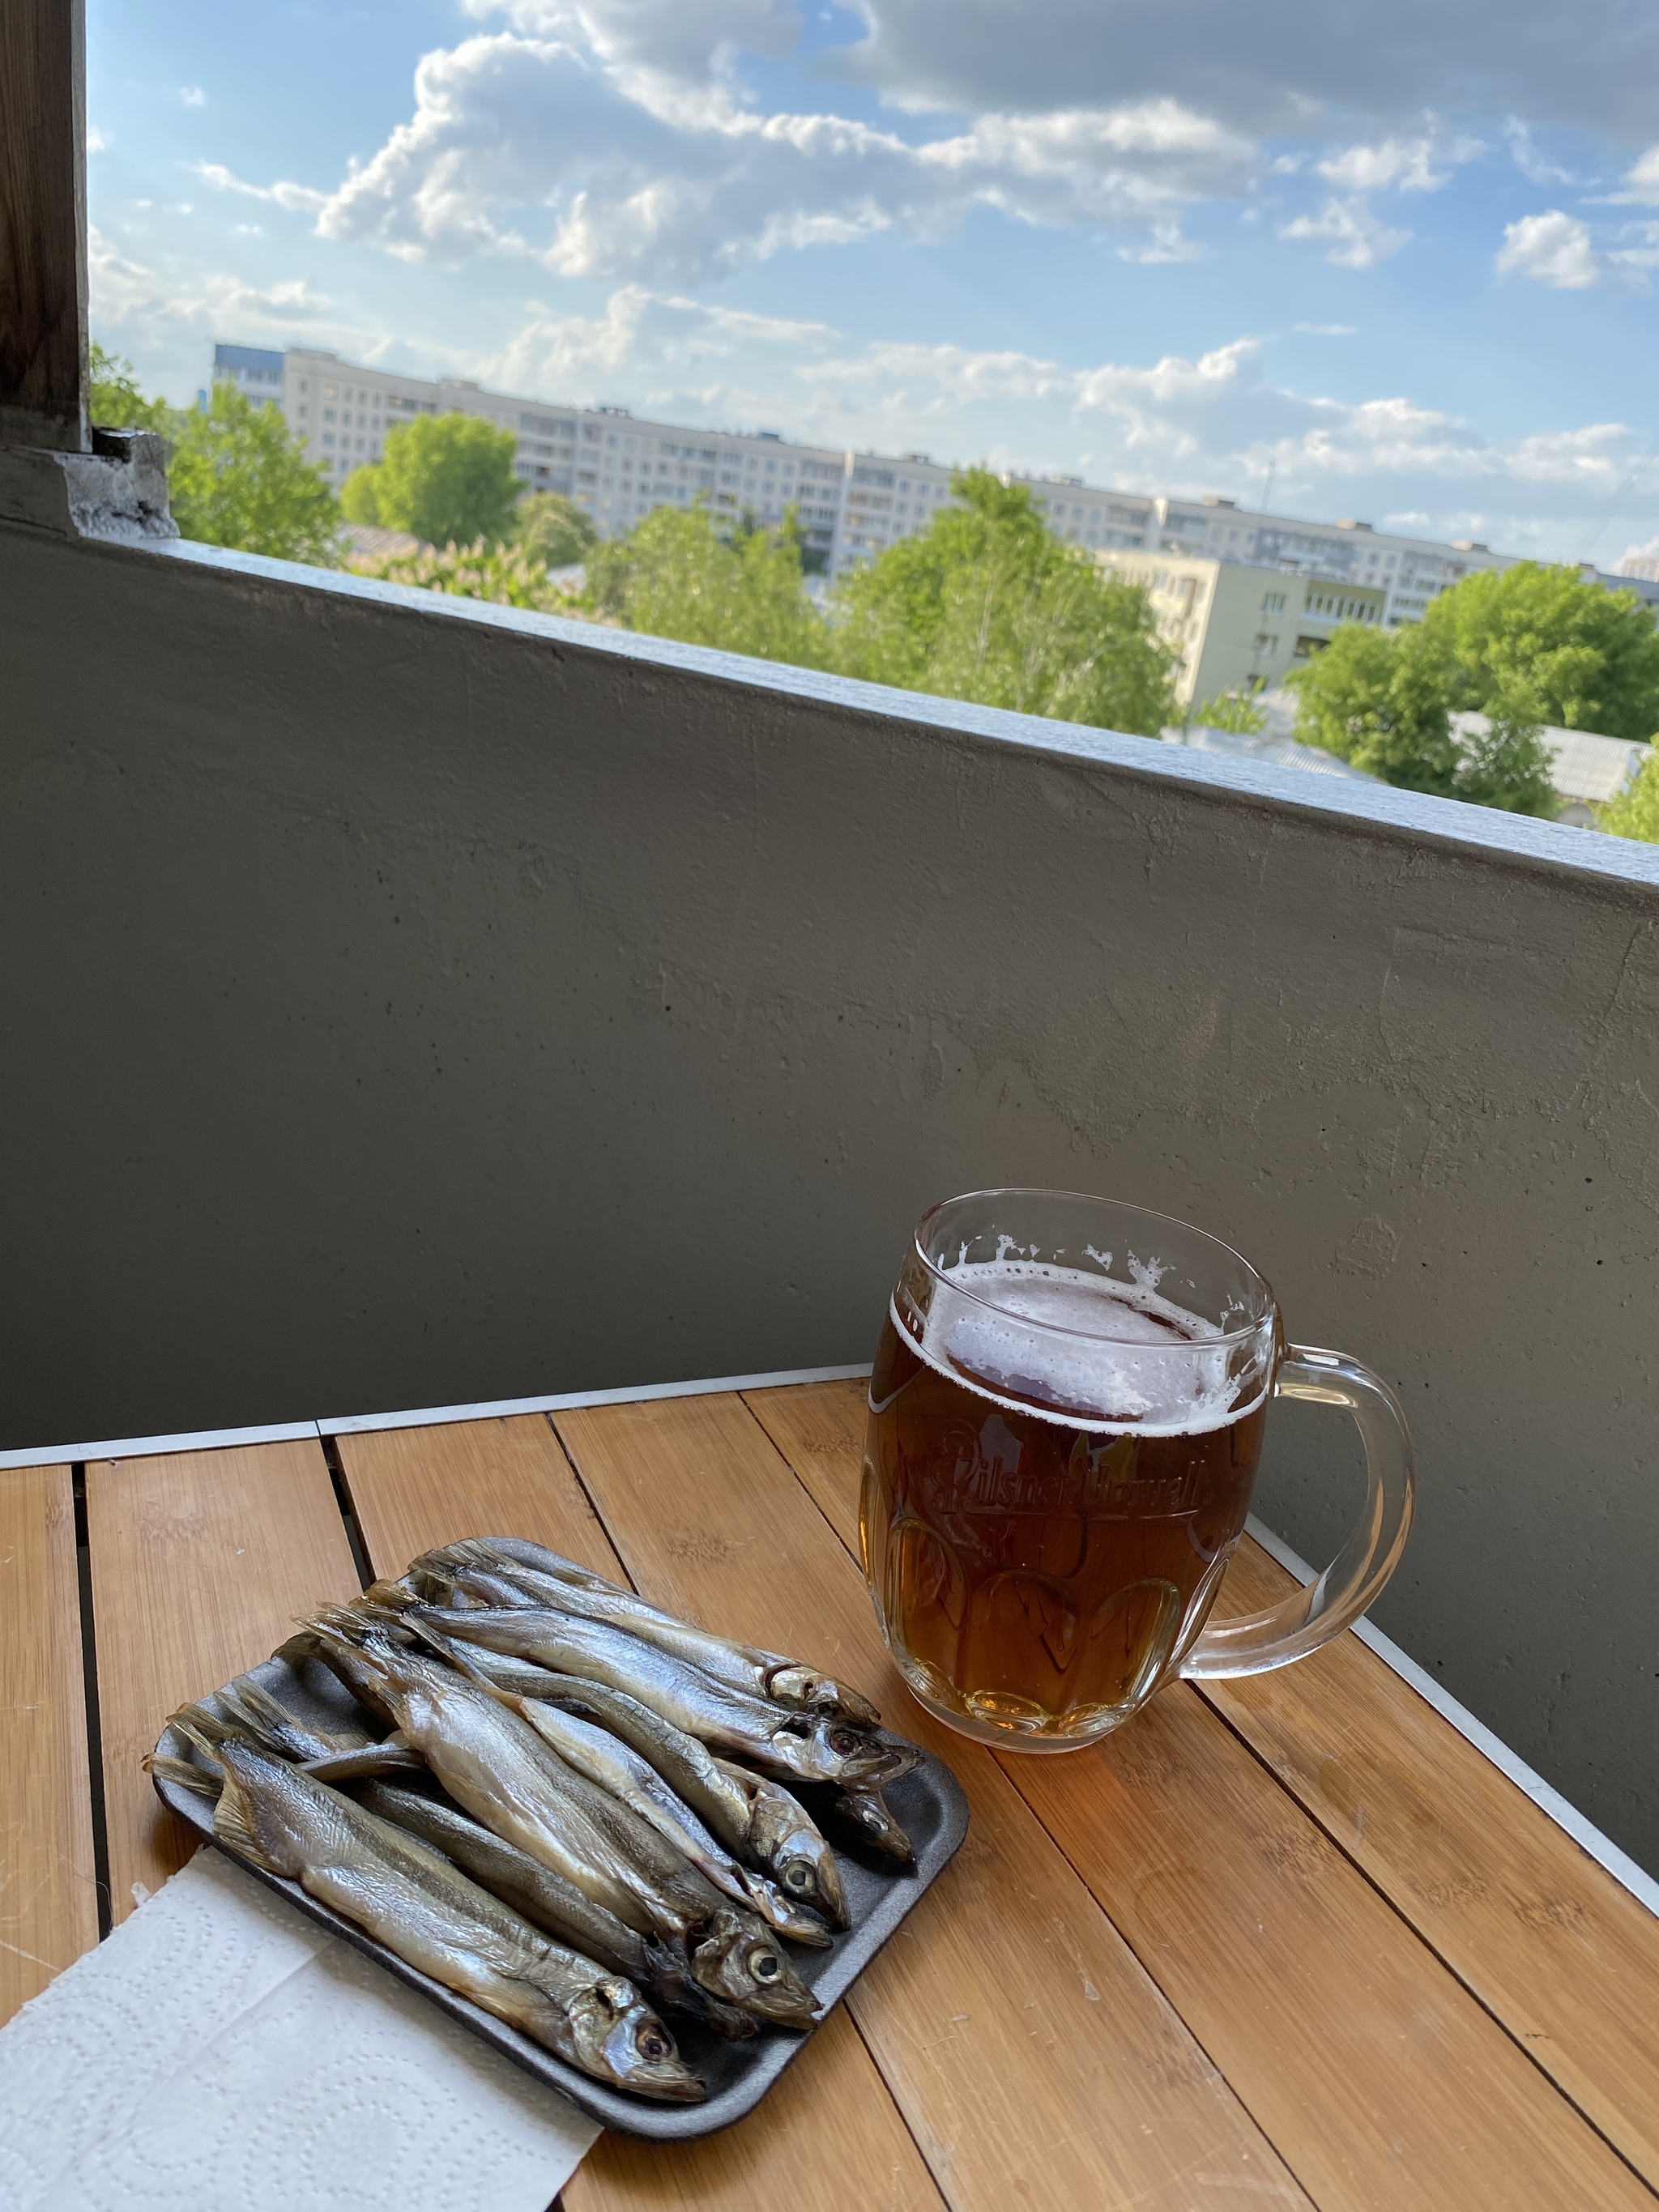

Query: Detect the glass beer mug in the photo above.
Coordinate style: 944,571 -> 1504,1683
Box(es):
861,1190 -> 1416,1750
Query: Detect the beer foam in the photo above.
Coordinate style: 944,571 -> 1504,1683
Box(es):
910,1259 -> 1260,1435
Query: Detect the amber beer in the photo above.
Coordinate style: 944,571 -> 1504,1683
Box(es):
861,1258 -> 1269,1745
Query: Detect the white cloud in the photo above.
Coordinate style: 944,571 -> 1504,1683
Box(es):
180,86 -> 207,108
1495,209 -> 1601,288
1118,219 -> 1205,263
194,162 -> 328,215
1504,119 -> 1574,185
213,34 -> 1252,283
88,227 -> 339,344
1315,134 -> 1473,194
87,125 -> 110,154
176,2 -> 1659,296
1280,196 -> 1410,269
1618,144 -> 1659,205
1295,322 -> 1357,335
470,286 -> 1645,547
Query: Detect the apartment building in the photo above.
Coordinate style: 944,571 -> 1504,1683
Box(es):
211,342 -> 962,577
210,342 -> 1654,621
1094,548 -> 1386,708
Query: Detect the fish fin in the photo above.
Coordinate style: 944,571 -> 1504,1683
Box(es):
147,1751 -> 224,1800
211,1766 -> 285,1873
168,1698 -> 234,1745
170,1715 -> 229,1770
360,1578 -> 420,1614
301,1742 -> 426,1782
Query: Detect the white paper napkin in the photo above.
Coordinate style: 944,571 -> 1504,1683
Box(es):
0,1848 -> 599,2212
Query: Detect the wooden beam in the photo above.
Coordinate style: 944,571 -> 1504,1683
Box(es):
0,0 -> 87,450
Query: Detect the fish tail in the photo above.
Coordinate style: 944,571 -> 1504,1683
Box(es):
146,1750 -> 224,1800
360,1576 -> 420,1612
170,1715 -> 229,1769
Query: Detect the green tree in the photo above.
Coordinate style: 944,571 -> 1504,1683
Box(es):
347,537 -> 572,613
514,490 -> 599,570
1451,705 -> 1559,816
1598,751 -> 1659,842
1289,624 -> 1463,794
1188,690 -> 1268,734
1288,620 -> 1560,813
342,413 -> 521,548
88,342 -> 172,435
1420,560 -> 1659,742
87,346 -> 342,563
588,503 -> 827,666
168,382 -> 342,565
830,470 -> 1177,736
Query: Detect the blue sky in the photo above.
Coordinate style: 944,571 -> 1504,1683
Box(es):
87,0 -> 1659,564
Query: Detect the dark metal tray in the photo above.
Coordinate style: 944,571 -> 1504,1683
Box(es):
151,1644 -> 969,2138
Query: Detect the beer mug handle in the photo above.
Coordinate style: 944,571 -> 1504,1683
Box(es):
1179,1345 -> 1416,1681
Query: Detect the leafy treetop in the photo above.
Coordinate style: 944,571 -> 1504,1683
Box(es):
1418,560 -> 1659,743
514,490 -> 599,571
343,413 -> 522,550
1286,556 -> 1659,816
89,347 -> 342,567
830,469 -> 1178,737
1598,750 -> 1659,843
1188,691 -> 1268,735
588,502 -> 828,667
167,383 -> 343,566
88,343 -> 172,436
348,537 -> 574,613
1287,617 -> 1559,816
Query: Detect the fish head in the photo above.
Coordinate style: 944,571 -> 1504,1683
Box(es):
576,1980 -> 706,2103
690,1909 -> 821,2031
768,1713 -> 910,1788
834,1788 -> 915,1864
767,1668 -> 882,1729
769,1828 -> 850,1929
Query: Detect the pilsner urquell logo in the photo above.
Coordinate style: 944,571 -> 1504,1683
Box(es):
932,1419 -> 1203,1519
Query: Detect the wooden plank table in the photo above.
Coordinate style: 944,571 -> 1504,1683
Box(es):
4,1372 -> 1657,2210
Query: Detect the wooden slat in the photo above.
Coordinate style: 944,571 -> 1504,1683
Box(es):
568,2002 -> 944,2212
556,1392 -> 1312,2212
1201,1541 -> 1659,2189
0,0 -> 87,445
748,1379 -> 1659,2210
83,1440 -> 359,1920
1013,1685 -> 1653,2210
335,1412 -> 948,2212
740,1376 -> 866,1555
0,1463 -> 97,2025
337,1415 -> 621,1588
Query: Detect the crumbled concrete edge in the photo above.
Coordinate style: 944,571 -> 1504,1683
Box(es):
0,432 -> 178,543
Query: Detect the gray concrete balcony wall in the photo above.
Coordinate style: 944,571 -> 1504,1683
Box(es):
2,523 -> 1657,1871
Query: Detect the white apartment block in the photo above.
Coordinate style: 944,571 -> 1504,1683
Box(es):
211,342 -> 1658,620
1094,550 -> 1388,708
212,342 -> 962,578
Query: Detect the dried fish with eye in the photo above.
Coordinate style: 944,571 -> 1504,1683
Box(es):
413,1536 -> 882,1726
403,1598 -> 915,1792
148,1526 -> 950,2113
412,1624 -> 834,1946
304,1612 -> 823,2032
151,1734 -> 704,2103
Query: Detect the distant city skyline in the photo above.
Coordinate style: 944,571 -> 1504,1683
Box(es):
216,339 -> 1525,633
87,0 -> 1659,569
